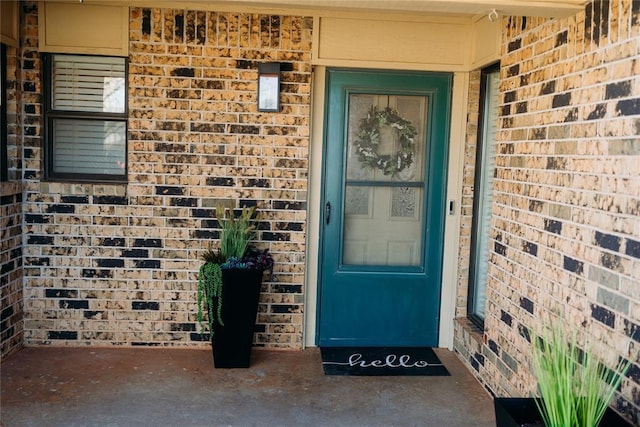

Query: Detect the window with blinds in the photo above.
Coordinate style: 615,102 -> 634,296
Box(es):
468,63 -> 500,328
44,54 -> 127,182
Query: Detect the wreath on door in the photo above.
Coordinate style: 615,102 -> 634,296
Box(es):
354,106 -> 417,176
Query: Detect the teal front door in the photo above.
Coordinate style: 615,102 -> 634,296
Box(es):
318,69 -> 452,347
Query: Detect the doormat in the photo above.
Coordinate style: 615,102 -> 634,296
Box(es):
320,347 -> 450,376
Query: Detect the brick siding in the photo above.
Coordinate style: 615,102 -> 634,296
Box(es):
455,2 -> 640,423
20,3 -> 312,350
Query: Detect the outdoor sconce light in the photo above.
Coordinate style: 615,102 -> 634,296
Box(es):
258,62 -> 281,112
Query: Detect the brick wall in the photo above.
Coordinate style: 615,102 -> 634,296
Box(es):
456,1 -> 640,423
0,19 -> 26,358
22,3 -> 312,349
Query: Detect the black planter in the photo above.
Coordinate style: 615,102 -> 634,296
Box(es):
211,268 -> 264,368
494,397 -> 632,427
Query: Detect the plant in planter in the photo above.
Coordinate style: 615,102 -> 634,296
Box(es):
197,204 -> 274,368
494,323 -> 631,427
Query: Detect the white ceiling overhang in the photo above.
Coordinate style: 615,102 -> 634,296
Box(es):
76,0 -> 588,18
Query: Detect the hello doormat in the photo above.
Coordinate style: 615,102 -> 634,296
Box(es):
320,347 -> 450,376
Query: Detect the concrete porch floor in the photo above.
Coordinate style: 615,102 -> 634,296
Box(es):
1,346 -> 495,426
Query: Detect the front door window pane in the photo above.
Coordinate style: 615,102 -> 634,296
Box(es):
342,94 -> 427,266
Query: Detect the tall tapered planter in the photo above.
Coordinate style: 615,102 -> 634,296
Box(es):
211,268 -> 264,368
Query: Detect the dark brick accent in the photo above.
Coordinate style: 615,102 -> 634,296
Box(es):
625,362 -> 640,384
1,306 -> 14,321
1,261 -> 14,275
532,128 -> 547,140
616,99 -> 640,116
495,242 -> 507,256
48,331 -> 78,340
205,177 -> 234,186
500,105 -> 511,116
82,269 -> 112,278
273,200 -> 305,210
606,81 -> 631,100
626,238 -> 640,259
276,222 -> 303,232
236,60 -> 255,69
624,319 -> 640,343
93,196 -> 128,205
171,67 -> 195,77
271,304 -> 296,314
552,93 -> 571,108
170,197 -> 197,207
122,249 -> 149,258
522,241 -> 538,256
46,204 -> 75,214
243,179 -> 271,188
170,323 -> 196,332
500,310 -> 513,327
27,257 -> 50,266
25,214 -> 50,223
507,38 -> 521,52
591,304 -> 615,328
191,123 -> 225,133
132,301 -> 160,310
488,339 -> 500,355
544,219 -> 562,234
131,342 -> 161,347
507,64 -> 520,77
156,186 -> 184,196
600,253 -> 621,271
594,231 -> 620,252
174,13 -> 184,39
272,284 -> 302,293
134,260 -> 161,269
470,357 -> 479,372
541,81 -> 556,95
190,332 -> 210,341
587,103 -> 607,120
142,8 -> 151,35
101,238 -> 125,247
262,232 -> 290,241
96,259 -> 124,268
45,289 -> 78,298
27,235 -> 54,245
60,300 -> 89,309
229,125 -> 260,134
61,195 -> 89,204
133,239 -> 162,248
520,297 -> 534,314
192,209 -> 215,218
555,30 -> 568,46
563,256 -> 584,274
155,142 -> 187,153
518,323 -> 531,342
504,91 -> 516,103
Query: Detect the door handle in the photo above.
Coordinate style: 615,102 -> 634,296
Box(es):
325,202 -> 331,225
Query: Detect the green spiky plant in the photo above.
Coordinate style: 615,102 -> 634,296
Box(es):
196,204 -> 260,334
532,323 -> 630,427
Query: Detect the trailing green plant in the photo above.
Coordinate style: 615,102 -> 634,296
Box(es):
196,203 -> 274,334
532,323 -> 630,427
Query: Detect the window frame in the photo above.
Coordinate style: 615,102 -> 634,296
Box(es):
467,62 -> 500,329
42,53 -> 129,183
1,44 -> 7,182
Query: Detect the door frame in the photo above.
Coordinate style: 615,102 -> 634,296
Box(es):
304,67 -> 470,349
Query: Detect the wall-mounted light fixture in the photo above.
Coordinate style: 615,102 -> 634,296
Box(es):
258,62 -> 281,112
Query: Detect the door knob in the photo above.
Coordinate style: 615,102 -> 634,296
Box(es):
325,202 -> 331,225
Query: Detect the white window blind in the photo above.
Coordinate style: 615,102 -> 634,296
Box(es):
53,119 -> 125,175
46,54 -> 127,180
52,55 -> 125,113
471,69 -> 500,321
